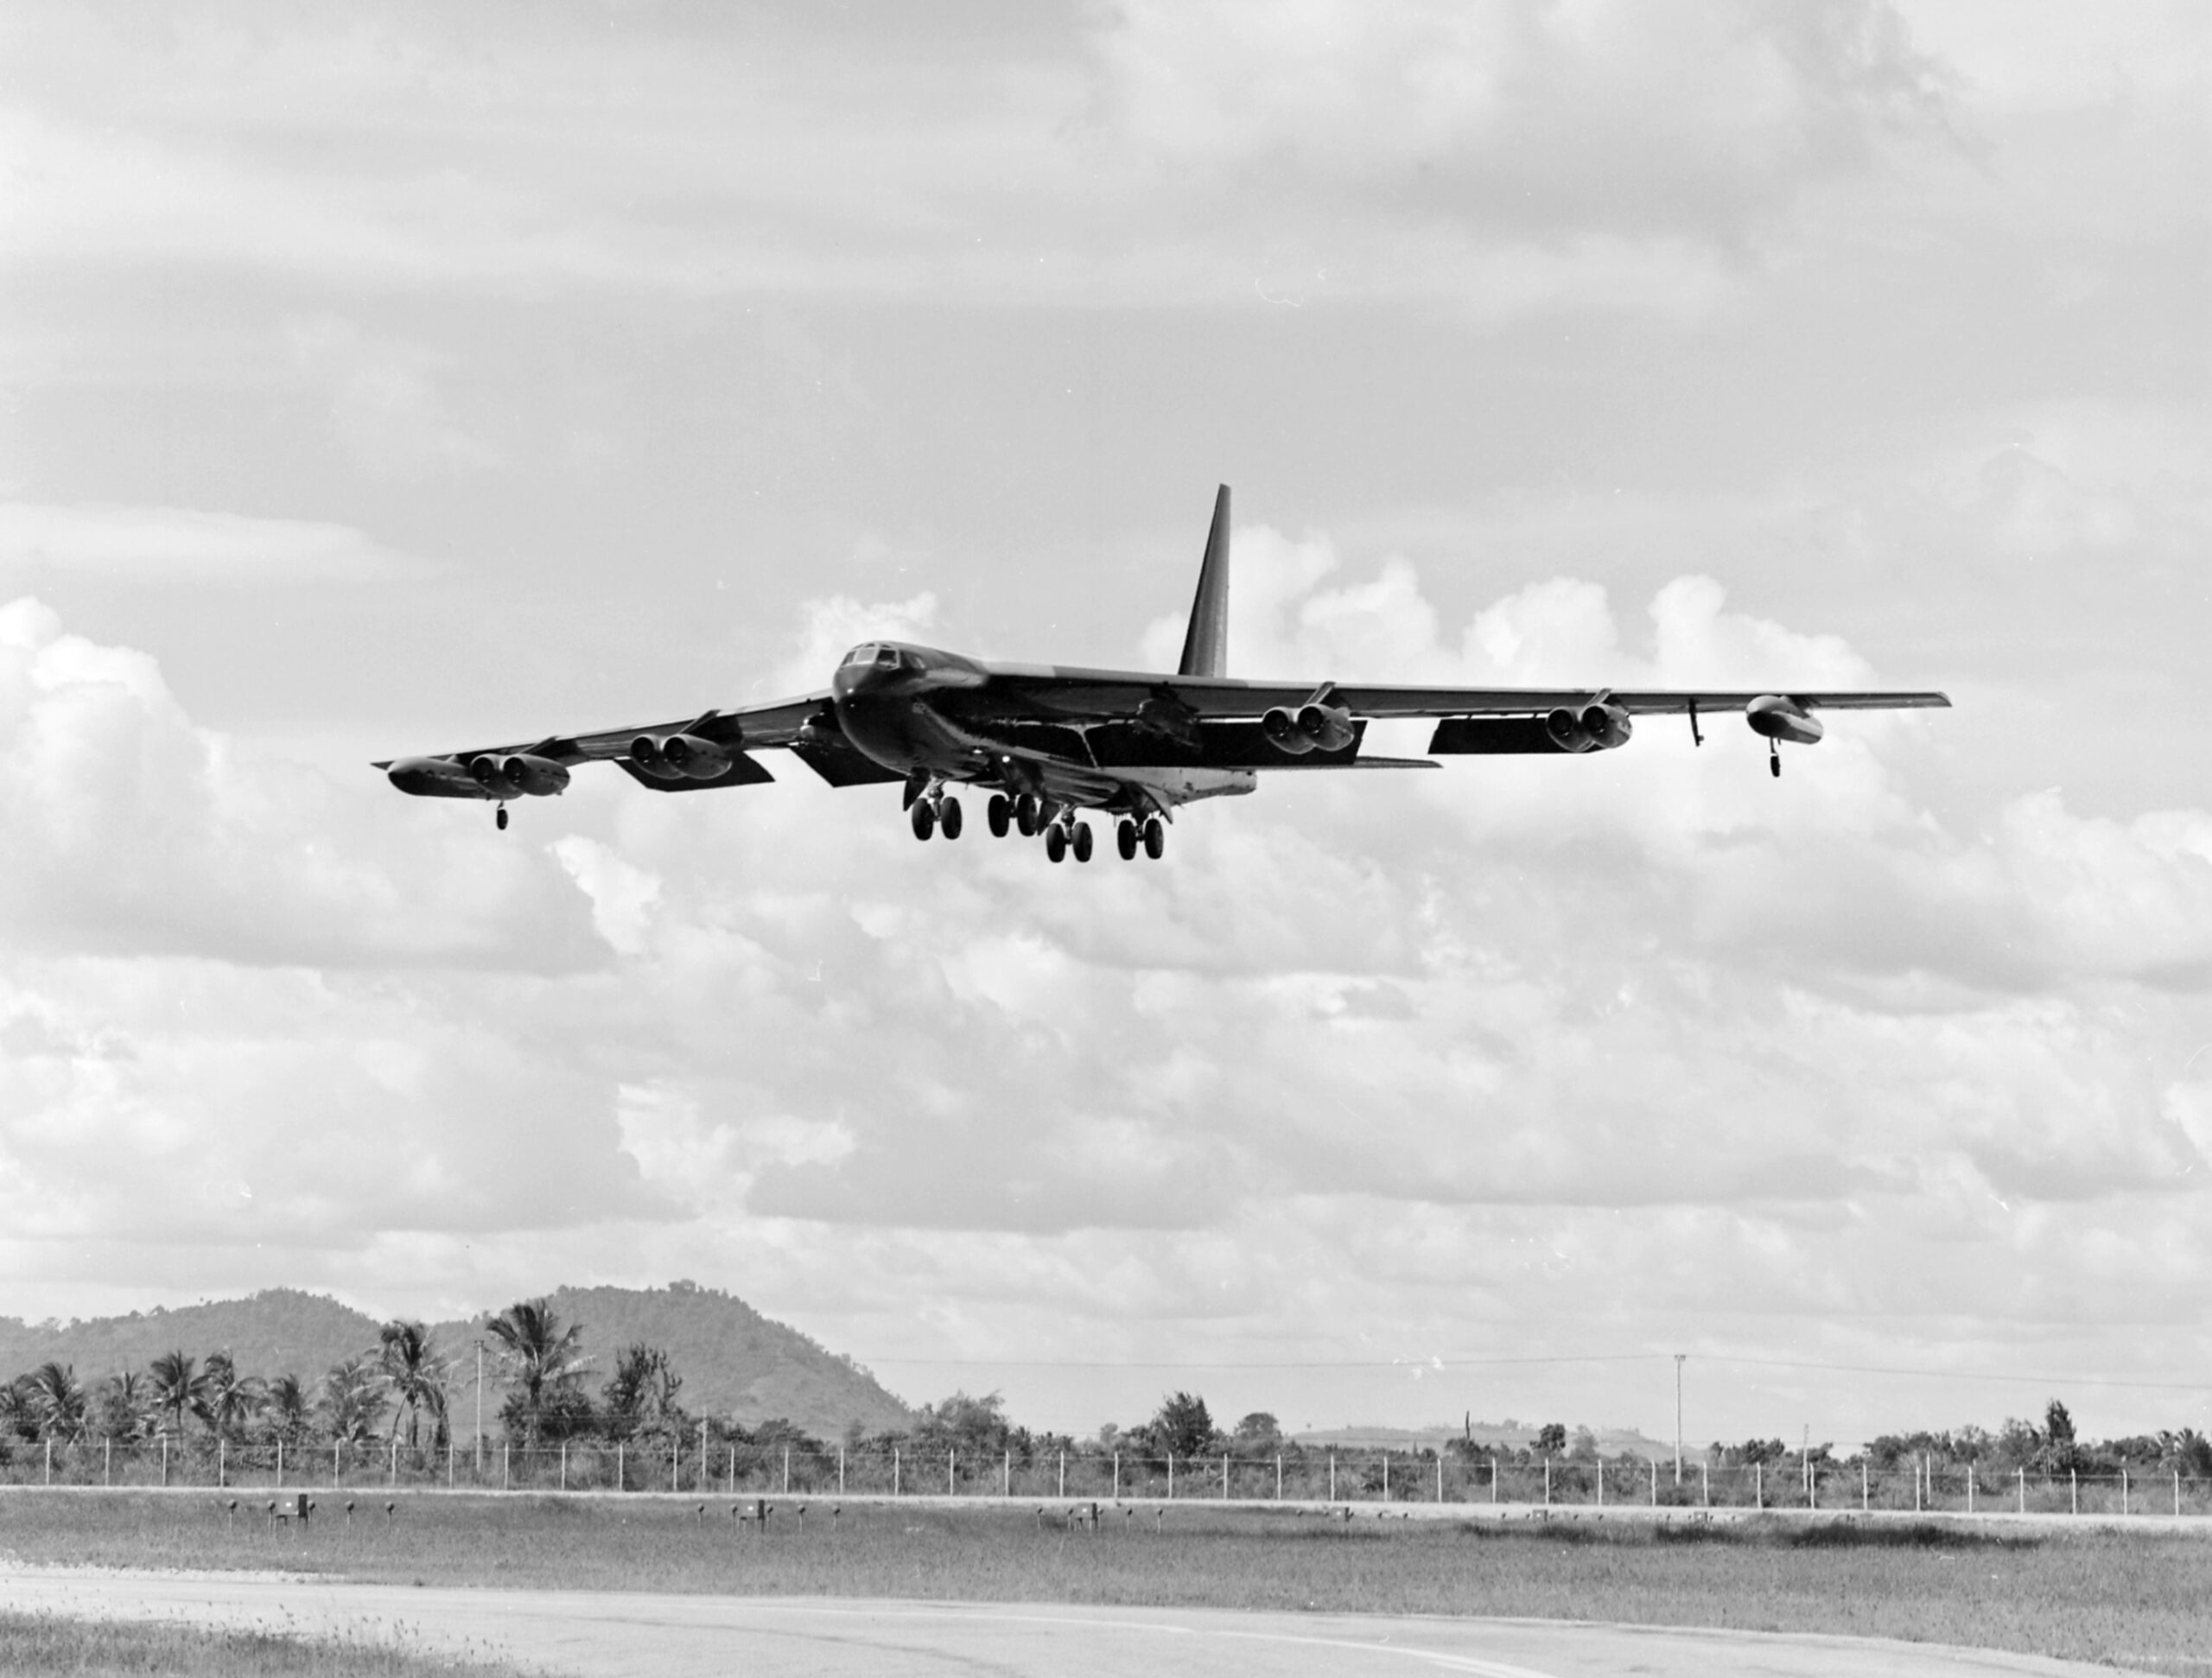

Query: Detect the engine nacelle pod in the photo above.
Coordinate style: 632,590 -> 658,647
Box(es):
1745,695 -> 1824,746
1296,702 -> 1356,753
1580,702 -> 1631,750
469,753 -> 571,798
658,734 -> 732,779
1262,707 -> 1319,754
628,735 -> 685,780
1544,707 -> 1596,753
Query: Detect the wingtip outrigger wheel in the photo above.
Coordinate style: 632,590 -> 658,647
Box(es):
495,805 -> 509,830
1769,740 -> 1781,779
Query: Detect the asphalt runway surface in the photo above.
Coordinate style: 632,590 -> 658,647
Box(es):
3,1566 -> 2132,1677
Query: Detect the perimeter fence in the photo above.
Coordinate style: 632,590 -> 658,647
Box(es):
5,1438 -> 2210,1518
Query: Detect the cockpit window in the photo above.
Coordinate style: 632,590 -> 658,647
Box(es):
876,646 -> 905,670
842,645 -> 878,669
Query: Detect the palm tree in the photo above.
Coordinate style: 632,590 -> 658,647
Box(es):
378,1322 -> 452,1449
194,1352 -> 264,1442
148,1351 -> 202,1440
319,1357 -> 389,1445
93,1371 -> 150,1442
23,1363 -> 87,1441
485,1299 -> 588,1448
261,1375 -> 311,1445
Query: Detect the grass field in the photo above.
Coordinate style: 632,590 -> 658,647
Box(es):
0,1607 -> 542,1676
3,1491 -> 2207,1675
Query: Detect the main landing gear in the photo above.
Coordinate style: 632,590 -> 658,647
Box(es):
910,792 -> 963,841
1116,816 -> 1166,861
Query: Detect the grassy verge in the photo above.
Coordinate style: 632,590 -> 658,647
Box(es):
3,1492 -> 2207,1675
0,1607 -> 540,1676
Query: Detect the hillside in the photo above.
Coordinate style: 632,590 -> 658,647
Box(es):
0,1282 -> 913,1440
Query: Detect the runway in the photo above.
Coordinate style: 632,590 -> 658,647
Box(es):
3,1565 -> 2126,1677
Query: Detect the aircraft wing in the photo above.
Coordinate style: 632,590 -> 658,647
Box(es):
372,688 -> 906,798
981,666 -> 1951,722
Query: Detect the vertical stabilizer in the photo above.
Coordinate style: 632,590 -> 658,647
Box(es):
1177,484 -> 1231,678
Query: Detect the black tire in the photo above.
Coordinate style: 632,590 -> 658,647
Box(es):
911,800 -> 937,841
495,806 -> 509,831
1116,819 -> 1137,861
940,797 -> 963,840
1142,817 -> 1165,861
987,794 -> 1010,838
1016,797 -> 1039,837
1045,824 -> 1067,863
1071,821 -> 1093,863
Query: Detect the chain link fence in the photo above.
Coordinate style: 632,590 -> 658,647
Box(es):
4,1438 -> 2209,1517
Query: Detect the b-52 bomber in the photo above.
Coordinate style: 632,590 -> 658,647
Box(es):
378,487 -> 1949,862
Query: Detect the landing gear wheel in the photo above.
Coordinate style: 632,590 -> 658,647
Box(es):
1142,816 -> 1166,861
1044,823 -> 1068,864
1071,821 -> 1094,863
1016,796 -> 1040,837
495,806 -> 509,831
1116,819 -> 1138,861
939,796 -> 963,840
911,800 -> 937,841
1769,742 -> 1782,779
987,794 -> 1010,838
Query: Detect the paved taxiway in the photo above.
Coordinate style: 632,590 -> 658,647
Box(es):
4,1566 -> 2129,1676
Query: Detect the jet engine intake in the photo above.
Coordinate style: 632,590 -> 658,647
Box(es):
657,734 -> 732,779
1264,702 -> 1354,754
1262,706 -> 1317,754
1544,707 -> 1594,753
1580,702 -> 1632,749
628,734 -> 682,779
1745,695 -> 1824,746
469,753 -> 571,798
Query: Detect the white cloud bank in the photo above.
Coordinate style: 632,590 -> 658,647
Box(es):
0,558 -> 2203,1438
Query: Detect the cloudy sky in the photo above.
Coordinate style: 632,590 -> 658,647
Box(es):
1,0 -> 2206,1447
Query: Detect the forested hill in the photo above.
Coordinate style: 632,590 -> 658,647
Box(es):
428,1282 -> 915,1437
0,1282 -> 914,1439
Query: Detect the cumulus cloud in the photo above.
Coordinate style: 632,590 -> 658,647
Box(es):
0,503 -> 430,583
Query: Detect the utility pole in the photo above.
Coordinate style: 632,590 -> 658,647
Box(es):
1674,1355 -> 1685,1484
474,1340 -> 486,1475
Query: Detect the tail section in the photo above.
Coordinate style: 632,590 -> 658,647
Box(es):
1177,484 -> 1231,678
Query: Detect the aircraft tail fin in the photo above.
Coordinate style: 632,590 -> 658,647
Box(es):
1177,484 -> 1231,678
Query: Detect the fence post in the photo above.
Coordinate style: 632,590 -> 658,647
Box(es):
1329,1452 -> 1336,1503
1382,1453 -> 1389,1502
1545,1458 -> 1552,1507
334,1440 -> 340,1488
1649,1458 -> 1656,1506
1277,1453 -> 1283,1501
1060,1449 -> 1066,1499
1441,1455 -> 1447,1503
274,1440 -> 282,1490
1111,1451 -> 1118,1502
1168,1453 -> 1174,1500
729,1446 -> 736,1496
1809,1461 -> 1816,1511
1006,1450 -> 1013,1498
785,1446 -> 791,1496
390,1437 -> 397,1487
2017,1467 -> 2024,1515
950,1448 -> 956,1497
1969,1464 -> 1976,1515
106,1437 -> 113,1487
1594,1458 -> 1601,1507
560,1442 -> 567,1491
216,1440 -> 223,1489
893,1447 -> 900,1497
837,1445 -> 845,1496
161,1435 -> 168,1488
617,1441 -> 624,1490
2070,1468 -> 2077,1516
503,1442 -> 510,1491
1491,1459 -> 1498,1505
2175,1471 -> 2181,1517
46,1439 -> 53,1486
1755,1461 -> 1762,1510
1861,1459 -> 1868,1511
448,1440 -> 454,1490
1224,1452 -> 1230,1503
1700,1460 -> 1707,1506
2121,1467 -> 2128,1516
